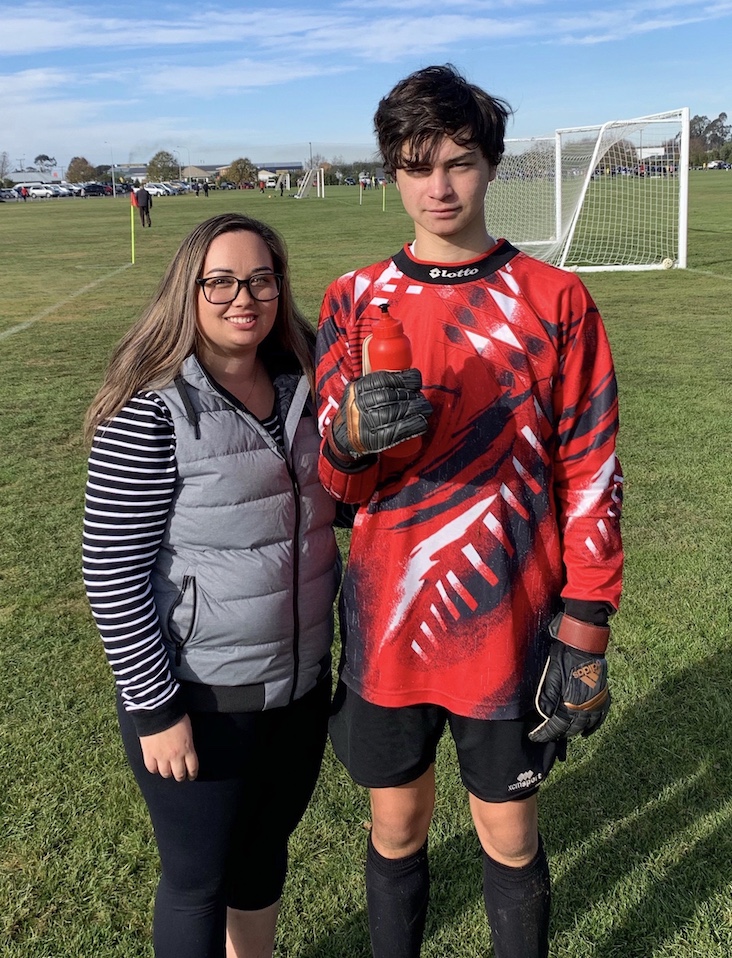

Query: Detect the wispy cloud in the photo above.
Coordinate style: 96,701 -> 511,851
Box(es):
1,0 -> 730,167
3,1 -> 731,59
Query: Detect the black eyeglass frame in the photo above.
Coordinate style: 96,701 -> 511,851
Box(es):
196,273 -> 283,304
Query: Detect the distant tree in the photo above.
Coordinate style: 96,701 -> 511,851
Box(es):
66,156 -> 96,183
224,157 -> 257,186
689,114 -> 709,141
34,154 -> 57,173
305,151 -> 328,170
704,112 -> 730,152
689,112 -> 732,163
93,164 -> 112,180
147,150 -> 179,181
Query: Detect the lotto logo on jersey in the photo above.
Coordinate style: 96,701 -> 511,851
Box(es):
428,266 -> 479,279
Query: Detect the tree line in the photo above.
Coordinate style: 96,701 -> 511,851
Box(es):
0,149 -> 383,189
9,117 -> 728,189
690,113 -> 731,165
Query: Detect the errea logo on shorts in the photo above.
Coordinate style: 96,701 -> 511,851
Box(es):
508,769 -> 543,793
428,266 -> 479,279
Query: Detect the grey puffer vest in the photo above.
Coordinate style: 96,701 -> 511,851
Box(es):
151,355 -> 339,709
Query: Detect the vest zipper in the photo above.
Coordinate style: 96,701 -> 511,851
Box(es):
167,575 -> 197,666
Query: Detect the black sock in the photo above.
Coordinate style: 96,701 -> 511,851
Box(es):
366,833 -> 429,958
482,836 -> 550,958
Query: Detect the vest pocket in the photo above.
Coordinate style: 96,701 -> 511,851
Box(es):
166,574 -> 198,665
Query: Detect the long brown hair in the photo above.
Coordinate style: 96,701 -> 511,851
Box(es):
84,213 -> 314,442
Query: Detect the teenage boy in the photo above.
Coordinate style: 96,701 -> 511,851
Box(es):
315,64 -> 623,958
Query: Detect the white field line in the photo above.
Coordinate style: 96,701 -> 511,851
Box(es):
0,263 -> 134,341
685,268 -> 732,282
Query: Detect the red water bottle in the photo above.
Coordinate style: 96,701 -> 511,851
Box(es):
362,303 -> 422,461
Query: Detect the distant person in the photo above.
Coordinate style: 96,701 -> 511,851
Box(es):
136,185 -> 152,227
315,63 -> 623,958
280,181 -> 285,197
83,212 -> 340,958
203,181 -> 209,197
20,186 -> 28,202
194,183 -> 200,197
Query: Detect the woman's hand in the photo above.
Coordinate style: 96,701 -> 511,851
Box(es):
139,715 -> 199,781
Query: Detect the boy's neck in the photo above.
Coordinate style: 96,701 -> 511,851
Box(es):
411,223 -> 496,264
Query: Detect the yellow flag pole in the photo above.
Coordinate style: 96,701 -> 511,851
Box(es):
130,201 -> 136,264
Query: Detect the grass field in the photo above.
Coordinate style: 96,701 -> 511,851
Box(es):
1,174 -> 731,957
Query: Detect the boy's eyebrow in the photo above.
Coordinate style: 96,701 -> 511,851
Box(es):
400,148 -> 479,168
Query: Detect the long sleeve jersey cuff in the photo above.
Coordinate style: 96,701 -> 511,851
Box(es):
563,598 -> 614,627
322,436 -> 378,473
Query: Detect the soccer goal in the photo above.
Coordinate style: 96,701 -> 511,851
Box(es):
484,108 -> 689,271
294,168 -> 325,199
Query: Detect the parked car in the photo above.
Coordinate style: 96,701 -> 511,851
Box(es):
0,188 -> 20,202
81,183 -> 108,196
28,185 -> 55,198
343,177 -> 356,186
144,183 -> 167,196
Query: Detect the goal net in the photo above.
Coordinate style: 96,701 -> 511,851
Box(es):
484,108 -> 689,271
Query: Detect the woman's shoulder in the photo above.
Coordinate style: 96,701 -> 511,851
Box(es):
93,391 -> 174,447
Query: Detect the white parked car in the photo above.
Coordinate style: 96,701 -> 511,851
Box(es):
28,185 -> 55,198
144,183 -> 167,196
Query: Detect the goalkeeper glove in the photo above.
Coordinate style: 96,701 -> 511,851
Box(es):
328,369 -> 432,460
529,613 -> 611,743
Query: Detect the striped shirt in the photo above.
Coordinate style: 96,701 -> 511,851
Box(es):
83,390 -> 283,727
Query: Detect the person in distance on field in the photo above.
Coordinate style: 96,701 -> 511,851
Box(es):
83,212 -> 340,958
136,183 -> 152,226
315,63 -> 623,958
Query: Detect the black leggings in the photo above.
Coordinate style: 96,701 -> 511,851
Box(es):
117,679 -> 329,958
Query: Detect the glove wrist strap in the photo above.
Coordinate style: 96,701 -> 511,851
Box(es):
554,612 -> 610,654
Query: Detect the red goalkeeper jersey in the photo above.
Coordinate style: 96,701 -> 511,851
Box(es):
316,241 -> 623,719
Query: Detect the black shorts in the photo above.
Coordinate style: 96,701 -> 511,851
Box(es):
329,681 -> 564,803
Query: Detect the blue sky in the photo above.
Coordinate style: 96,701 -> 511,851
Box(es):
2,0 -> 730,173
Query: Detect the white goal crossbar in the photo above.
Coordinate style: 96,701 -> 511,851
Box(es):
484,109 -> 689,271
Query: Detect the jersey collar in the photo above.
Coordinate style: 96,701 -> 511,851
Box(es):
392,240 -> 520,285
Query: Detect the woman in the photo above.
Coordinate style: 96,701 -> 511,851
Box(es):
83,213 -> 340,958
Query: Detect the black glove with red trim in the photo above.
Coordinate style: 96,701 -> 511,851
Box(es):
529,613 -> 611,743
327,369 -> 432,460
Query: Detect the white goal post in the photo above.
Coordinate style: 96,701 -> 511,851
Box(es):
484,108 -> 689,271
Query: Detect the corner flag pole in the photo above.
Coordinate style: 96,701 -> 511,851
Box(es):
130,190 -> 137,264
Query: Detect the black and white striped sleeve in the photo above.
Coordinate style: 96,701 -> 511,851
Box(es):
83,392 -> 185,736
